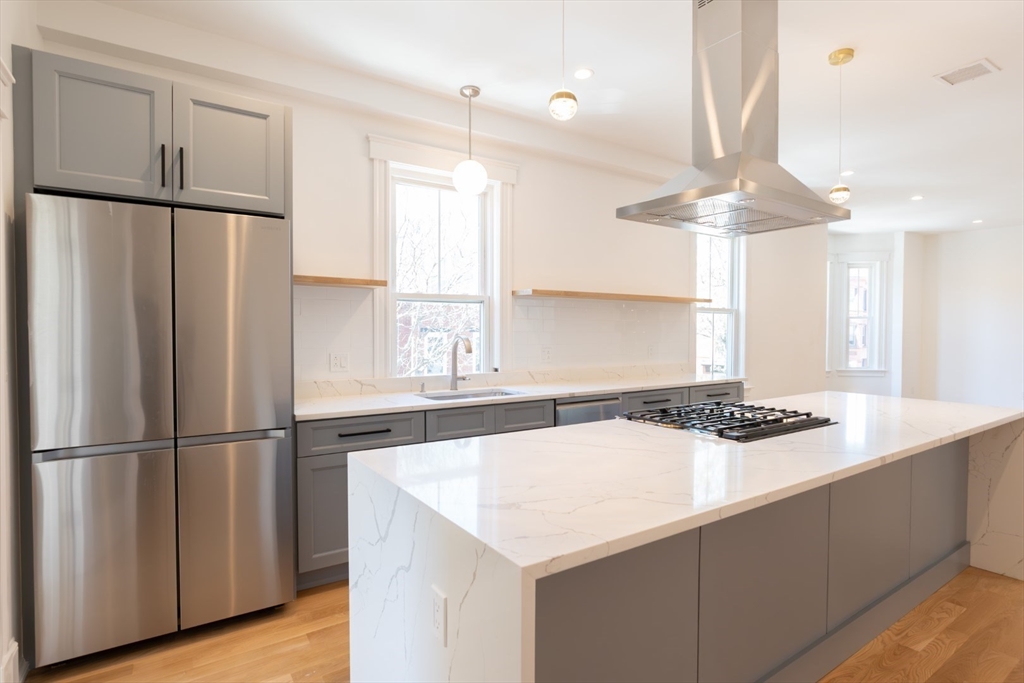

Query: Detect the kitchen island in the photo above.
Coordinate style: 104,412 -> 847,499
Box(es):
348,392 -> 1022,682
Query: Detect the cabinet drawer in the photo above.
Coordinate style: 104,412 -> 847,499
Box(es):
297,412 -> 424,457
426,406 -> 495,441
689,383 -> 743,404
622,388 -> 688,413
495,400 -> 555,434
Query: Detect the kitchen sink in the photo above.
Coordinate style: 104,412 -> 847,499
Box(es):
416,388 -> 524,401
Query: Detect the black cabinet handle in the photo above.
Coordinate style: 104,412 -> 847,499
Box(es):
642,398 -> 673,405
337,427 -> 392,439
179,146 -> 185,190
706,392 -> 730,398
160,144 -> 166,187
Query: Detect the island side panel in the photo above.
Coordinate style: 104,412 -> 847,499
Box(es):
348,460 -> 525,682
534,529 -> 699,683
968,419 -> 1024,579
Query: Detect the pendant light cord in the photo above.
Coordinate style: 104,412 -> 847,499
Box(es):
561,0 -> 566,89
468,94 -> 473,160
838,64 -> 843,180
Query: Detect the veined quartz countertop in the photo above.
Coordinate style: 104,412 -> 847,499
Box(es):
294,373 -> 744,421
349,391 -> 1022,578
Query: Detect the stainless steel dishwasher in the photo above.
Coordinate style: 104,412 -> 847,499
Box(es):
554,395 -> 623,426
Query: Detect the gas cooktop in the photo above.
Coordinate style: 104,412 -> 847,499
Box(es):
622,400 -> 837,442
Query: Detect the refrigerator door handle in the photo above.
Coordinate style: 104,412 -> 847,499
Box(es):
178,429 -> 288,449
36,439 -> 176,463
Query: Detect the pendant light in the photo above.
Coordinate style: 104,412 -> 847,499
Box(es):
828,48 -> 854,205
548,0 -> 578,121
453,85 -> 488,196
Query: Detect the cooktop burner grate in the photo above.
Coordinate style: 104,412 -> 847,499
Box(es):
622,400 -> 837,442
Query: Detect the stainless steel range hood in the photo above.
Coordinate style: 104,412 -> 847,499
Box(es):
616,0 -> 849,236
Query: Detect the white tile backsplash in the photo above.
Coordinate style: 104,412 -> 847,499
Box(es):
293,287 -> 693,383
509,297 -> 691,370
293,285 -> 374,381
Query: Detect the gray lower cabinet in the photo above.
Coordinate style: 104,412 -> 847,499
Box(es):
910,439 -> 968,574
494,400 -> 555,433
622,388 -> 688,412
173,83 -> 286,215
689,382 -> 743,404
827,459 -> 912,631
297,452 -> 349,573
698,487 -> 830,683
297,412 -> 425,458
536,530 -> 699,683
426,405 -> 496,441
32,51 -> 173,201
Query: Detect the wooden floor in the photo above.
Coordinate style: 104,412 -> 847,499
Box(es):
26,567 -> 1023,683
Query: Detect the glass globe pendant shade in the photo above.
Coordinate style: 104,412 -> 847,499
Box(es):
453,159 -> 488,196
829,183 -> 851,205
548,89 -> 578,121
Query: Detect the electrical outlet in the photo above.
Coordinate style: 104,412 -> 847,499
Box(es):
431,586 -> 447,646
647,345 -> 655,360
541,347 -> 552,364
329,352 -> 349,372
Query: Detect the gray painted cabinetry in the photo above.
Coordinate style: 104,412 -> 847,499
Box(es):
31,51 -> 285,215
910,440 -> 968,573
297,452 -> 349,573
622,387 -> 689,412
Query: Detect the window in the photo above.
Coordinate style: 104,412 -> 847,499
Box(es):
390,166 -> 493,377
827,257 -> 886,372
695,234 -> 739,379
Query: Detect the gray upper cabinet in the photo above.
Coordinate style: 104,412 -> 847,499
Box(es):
33,51 -> 173,201
172,84 -> 285,215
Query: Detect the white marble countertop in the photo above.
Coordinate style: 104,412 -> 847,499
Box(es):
294,373 -> 744,421
349,391 -> 1023,578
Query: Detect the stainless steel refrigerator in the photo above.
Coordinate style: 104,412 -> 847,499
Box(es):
26,194 -> 294,666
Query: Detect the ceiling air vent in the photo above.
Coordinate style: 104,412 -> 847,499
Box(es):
934,58 -> 1001,86
697,0 -> 715,8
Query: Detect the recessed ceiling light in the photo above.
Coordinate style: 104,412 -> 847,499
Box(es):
972,219 -> 983,224
910,195 -> 924,201
574,68 -> 594,80
840,170 -> 855,177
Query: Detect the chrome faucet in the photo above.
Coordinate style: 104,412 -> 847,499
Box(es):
450,335 -> 473,390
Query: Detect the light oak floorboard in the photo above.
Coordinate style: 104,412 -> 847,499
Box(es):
26,567 -> 1021,683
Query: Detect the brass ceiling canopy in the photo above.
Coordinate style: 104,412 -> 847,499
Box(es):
828,48 -> 855,67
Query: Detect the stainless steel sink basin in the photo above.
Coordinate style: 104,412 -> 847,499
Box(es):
416,388 -> 524,401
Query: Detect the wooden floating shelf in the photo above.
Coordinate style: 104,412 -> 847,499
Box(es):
512,289 -> 712,305
293,275 -> 388,288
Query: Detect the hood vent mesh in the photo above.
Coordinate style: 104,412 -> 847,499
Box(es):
935,59 -> 1000,86
652,199 -> 815,235
697,0 -> 715,8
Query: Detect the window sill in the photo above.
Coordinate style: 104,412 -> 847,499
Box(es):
834,369 -> 888,378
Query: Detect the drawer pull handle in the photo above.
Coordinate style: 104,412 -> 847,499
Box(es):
179,146 -> 185,190
706,392 -> 730,398
160,144 -> 166,187
642,398 -> 673,405
338,427 -> 393,438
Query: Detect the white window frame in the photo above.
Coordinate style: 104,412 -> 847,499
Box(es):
370,136 -> 517,378
387,165 -> 495,377
827,253 -> 888,375
694,234 -> 741,379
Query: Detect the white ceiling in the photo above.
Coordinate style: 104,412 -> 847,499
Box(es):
103,0 -> 1024,234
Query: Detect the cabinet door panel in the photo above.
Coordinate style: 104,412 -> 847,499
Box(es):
699,487 -> 829,683
298,452 -> 349,573
33,51 -> 172,200
173,83 -> 285,214
426,406 -> 495,441
494,400 -> 555,433
911,440 -> 968,574
828,459 -> 912,630
622,388 -> 688,412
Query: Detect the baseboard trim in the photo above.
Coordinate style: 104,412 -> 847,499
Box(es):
1,639 -> 21,683
763,543 -> 970,683
297,564 -> 349,591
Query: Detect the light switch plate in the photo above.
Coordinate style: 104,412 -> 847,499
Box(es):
431,585 -> 447,646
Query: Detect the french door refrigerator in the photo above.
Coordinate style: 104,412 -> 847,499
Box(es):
26,194 -> 294,666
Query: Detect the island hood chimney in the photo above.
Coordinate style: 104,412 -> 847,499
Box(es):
616,0 -> 850,236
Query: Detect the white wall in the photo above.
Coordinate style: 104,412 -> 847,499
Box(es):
920,226 -> 1024,410
1,3 -> 40,680
743,224 -> 828,400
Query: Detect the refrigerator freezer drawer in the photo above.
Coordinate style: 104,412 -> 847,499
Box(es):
32,449 -> 178,666
174,208 -> 292,437
178,434 -> 295,629
27,194 -> 174,451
